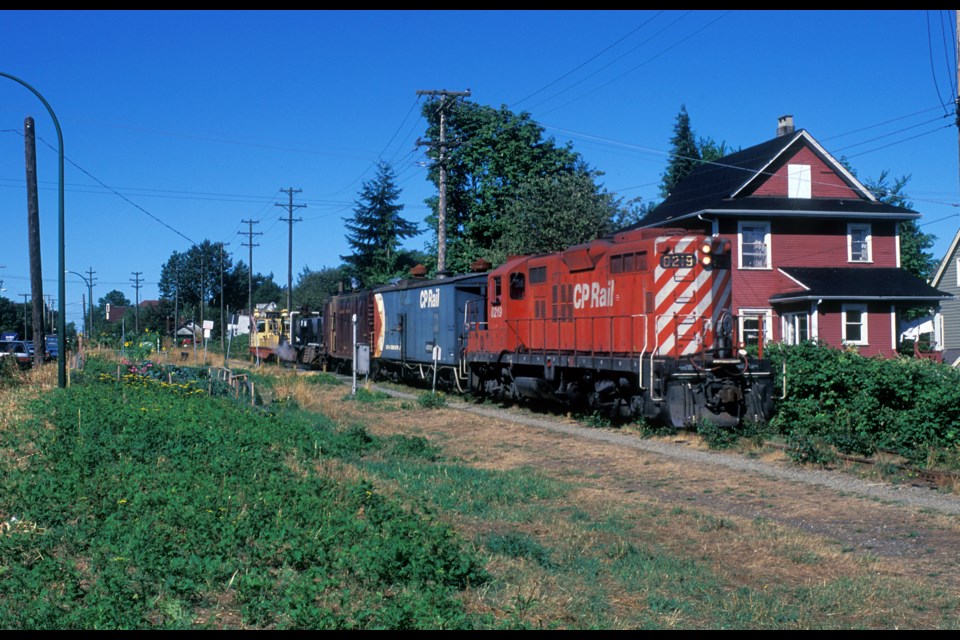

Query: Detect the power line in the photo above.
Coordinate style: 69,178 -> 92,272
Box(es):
511,12 -> 665,109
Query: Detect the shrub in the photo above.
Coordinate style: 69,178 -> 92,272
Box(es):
768,343 -> 960,467
417,391 -> 447,409
697,418 -> 737,450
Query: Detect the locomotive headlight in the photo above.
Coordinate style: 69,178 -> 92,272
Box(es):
701,242 -> 712,254
701,254 -> 713,267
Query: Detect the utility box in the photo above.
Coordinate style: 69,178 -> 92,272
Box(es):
356,344 -> 370,375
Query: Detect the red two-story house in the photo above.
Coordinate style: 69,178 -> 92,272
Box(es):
634,116 -> 949,358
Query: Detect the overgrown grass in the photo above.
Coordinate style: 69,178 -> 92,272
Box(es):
0,359 -> 489,629
3,357 -> 960,629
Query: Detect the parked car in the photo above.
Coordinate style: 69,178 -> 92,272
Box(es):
45,334 -> 60,361
0,339 -> 32,368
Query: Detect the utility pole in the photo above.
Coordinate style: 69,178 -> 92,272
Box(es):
239,219 -> 261,319
219,242 -> 229,349
131,271 -> 142,336
416,89 -> 470,273
24,116 -> 45,365
276,188 -> 305,313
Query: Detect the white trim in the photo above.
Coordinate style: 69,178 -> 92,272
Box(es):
782,311 -> 810,345
738,307 -> 773,346
935,311 -> 944,350
811,300 -> 819,342
777,267 -> 810,290
738,220 -> 771,270
895,222 -> 901,269
841,303 -> 868,346
890,304 -> 896,352
847,222 -> 872,263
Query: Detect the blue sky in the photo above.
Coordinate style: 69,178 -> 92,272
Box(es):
2,9 -> 960,330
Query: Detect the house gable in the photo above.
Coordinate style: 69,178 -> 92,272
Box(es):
636,127 -> 915,228
742,144 -> 863,200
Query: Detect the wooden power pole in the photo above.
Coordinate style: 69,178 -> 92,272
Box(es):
416,89 -> 471,274
24,116 -> 45,365
276,188 -> 305,313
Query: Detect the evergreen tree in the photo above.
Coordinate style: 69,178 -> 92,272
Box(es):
659,105 -> 701,198
342,161 -> 419,287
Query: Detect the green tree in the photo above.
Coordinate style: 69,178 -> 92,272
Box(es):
341,161 -> 419,287
0,296 -> 21,336
498,170 -> 621,261
98,290 -> 131,309
659,104 -> 701,198
158,241 -> 232,311
293,265 -> 348,311
252,273 -> 283,308
862,171 -> 937,282
420,99 -> 624,273
698,136 -> 736,163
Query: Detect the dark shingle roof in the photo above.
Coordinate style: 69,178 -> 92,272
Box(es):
771,267 -> 951,303
637,130 -> 918,227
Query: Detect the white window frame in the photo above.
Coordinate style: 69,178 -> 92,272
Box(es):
847,223 -> 872,263
788,163 -> 811,198
738,221 -> 771,270
841,303 -> 868,346
782,311 -> 810,345
955,257 -> 959,288
738,308 -> 773,348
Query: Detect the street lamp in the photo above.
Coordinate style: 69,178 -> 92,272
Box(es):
66,270 -> 93,341
1,72 -> 66,387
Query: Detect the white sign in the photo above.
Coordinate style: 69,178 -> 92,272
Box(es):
202,320 -> 214,330
432,345 -> 442,361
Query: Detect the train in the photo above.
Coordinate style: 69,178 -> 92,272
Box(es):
266,227 -> 776,428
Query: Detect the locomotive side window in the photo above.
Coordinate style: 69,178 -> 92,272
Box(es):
529,266 -> 547,284
492,276 -> 502,305
611,251 -> 647,273
509,272 -> 526,300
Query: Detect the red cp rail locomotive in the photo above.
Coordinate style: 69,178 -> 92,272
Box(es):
462,227 -> 774,427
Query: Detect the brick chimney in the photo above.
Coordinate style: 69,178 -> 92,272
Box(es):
777,115 -> 795,137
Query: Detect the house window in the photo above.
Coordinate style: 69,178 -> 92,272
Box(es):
848,223 -> 872,263
738,308 -> 772,348
842,304 -> 868,345
782,312 -> 809,345
739,221 -> 771,269
788,164 -> 811,198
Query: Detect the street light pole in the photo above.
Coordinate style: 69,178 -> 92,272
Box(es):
1,72 -> 66,387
